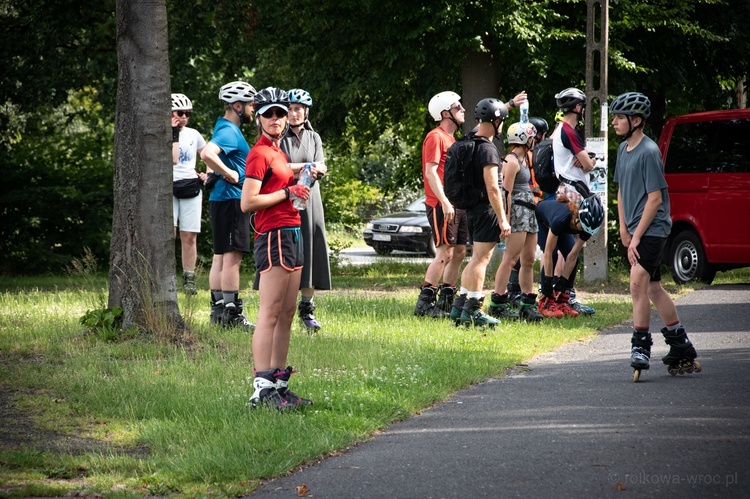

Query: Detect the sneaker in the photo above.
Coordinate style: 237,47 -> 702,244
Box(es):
222,303 -> 255,332
298,300 -> 321,331
182,271 -> 197,295
538,296 -> 564,319
488,293 -> 520,320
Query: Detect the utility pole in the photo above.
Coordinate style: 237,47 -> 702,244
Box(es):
584,0 -> 609,282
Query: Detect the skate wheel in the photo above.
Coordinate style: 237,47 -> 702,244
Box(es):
633,370 -> 641,383
668,367 -> 678,376
692,360 -> 702,373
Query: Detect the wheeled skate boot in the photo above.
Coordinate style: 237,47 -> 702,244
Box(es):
209,297 -> 224,325
182,270 -> 197,295
298,300 -> 321,331
450,294 -> 467,326
222,299 -> 255,332
414,285 -> 438,317
460,297 -> 500,328
661,327 -> 702,376
630,331 -> 653,382
538,295 -> 564,319
555,292 -> 579,318
275,366 -> 313,407
568,288 -> 595,316
431,285 -> 455,319
518,293 -> 544,322
248,371 -> 291,411
489,292 -> 520,320
507,269 -> 522,308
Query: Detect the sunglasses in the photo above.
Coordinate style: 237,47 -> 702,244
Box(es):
174,110 -> 191,117
450,103 -> 464,112
261,108 -> 288,119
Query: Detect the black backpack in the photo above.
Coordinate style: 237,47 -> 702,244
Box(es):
443,134 -> 488,209
532,138 -> 559,194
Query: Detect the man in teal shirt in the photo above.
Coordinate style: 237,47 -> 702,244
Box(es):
201,81 -> 256,330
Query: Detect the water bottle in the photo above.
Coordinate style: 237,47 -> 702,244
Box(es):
497,240 -> 506,251
519,99 -> 529,124
292,163 -> 314,210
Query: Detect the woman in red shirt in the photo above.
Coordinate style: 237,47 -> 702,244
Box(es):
241,87 -> 318,410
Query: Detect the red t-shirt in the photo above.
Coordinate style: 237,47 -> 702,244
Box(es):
245,135 -> 300,234
422,126 -> 455,208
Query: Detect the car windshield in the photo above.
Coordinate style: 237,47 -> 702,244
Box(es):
404,197 -> 426,213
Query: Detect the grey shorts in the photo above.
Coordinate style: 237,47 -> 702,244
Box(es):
510,191 -> 538,234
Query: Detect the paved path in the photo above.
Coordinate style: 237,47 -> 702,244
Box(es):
252,285 -> 750,498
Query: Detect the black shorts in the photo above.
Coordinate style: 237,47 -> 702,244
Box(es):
426,205 -> 470,247
466,203 -> 501,243
254,227 -> 304,274
636,235 -> 667,281
209,199 -> 251,254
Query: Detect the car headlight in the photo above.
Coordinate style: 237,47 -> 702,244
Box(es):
365,223 -> 374,230
398,225 -> 423,233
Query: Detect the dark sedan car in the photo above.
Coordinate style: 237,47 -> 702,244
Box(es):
363,196 -> 436,257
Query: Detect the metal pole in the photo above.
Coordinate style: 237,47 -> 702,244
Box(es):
584,0 -> 609,282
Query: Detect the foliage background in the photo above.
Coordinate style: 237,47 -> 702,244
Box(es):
1,0 -> 748,274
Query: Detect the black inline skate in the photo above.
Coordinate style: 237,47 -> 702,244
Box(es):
630,331 -> 653,382
661,327 -> 702,376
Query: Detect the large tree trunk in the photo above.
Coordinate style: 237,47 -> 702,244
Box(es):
110,0 -> 181,331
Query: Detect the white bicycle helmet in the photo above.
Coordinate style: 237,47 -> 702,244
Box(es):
171,93 -> 192,111
506,122 -> 538,145
219,81 -> 257,103
428,91 -> 461,121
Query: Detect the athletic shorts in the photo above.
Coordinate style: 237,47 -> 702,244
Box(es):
173,191 -> 203,233
254,227 -> 304,274
466,203 -> 501,243
209,199 -> 251,254
635,235 -> 667,281
426,205 -> 470,247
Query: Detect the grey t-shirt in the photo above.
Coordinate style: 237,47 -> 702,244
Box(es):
613,135 -> 672,237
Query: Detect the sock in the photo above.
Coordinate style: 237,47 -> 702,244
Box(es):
666,321 -> 682,331
459,287 -> 469,295
300,295 -> 313,303
467,291 -> 484,299
211,290 -> 223,303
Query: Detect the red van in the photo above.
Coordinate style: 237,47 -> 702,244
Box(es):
657,109 -> 750,284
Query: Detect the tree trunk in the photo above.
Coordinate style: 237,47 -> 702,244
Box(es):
110,0 -> 181,331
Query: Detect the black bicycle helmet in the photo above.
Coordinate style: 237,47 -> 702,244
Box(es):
609,92 -> 651,119
555,87 -> 586,112
529,116 -> 549,136
579,194 -> 604,235
253,87 -> 290,114
475,98 -> 509,123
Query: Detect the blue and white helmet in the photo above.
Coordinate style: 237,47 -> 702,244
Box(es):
288,88 -> 313,107
579,194 -> 605,235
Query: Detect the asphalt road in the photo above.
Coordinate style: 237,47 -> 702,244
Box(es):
251,284 -> 750,499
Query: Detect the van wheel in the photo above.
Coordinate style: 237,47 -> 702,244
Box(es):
669,230 -> 716,284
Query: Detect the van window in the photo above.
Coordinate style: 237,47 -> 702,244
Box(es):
665,119 -> 750,174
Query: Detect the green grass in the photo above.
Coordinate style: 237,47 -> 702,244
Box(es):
1,262 -> 747,497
